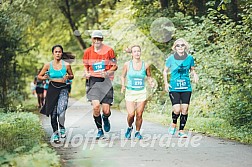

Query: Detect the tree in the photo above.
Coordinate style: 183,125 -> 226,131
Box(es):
0,12 -> 24,107
160,0 -> 169,9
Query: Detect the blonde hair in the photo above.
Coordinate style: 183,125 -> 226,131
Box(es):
171,38 -> 190,53
131,45 -> 141,52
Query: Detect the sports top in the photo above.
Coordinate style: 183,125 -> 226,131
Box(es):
48,60 -> 67,79
126,60 -> 146,90
165,53 -> 195,92
83,44 -> 116,80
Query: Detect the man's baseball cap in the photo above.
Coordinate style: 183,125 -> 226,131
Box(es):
91,30 -> 103,38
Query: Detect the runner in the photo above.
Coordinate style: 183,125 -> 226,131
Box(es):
121,45 -> 154,140
34,69 -> 44,108
38,44 -> 74,143
163,38 -> 199,138
83,30 -> 117,139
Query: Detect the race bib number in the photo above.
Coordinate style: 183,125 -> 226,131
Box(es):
175,79 -> 188,90
131,78 -> 144,88
92,61 -> 105,72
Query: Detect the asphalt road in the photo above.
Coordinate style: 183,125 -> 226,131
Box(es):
40,98 -> 252,167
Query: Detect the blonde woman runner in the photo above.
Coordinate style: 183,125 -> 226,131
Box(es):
163,38 -> 198,138
121,45 -> 154,140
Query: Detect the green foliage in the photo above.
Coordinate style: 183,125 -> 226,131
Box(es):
0,112 -> 44,152
186,117 -> 252,144
0,110 -> 61,166
222,89 -> 252,128
112,84 -> 125,109
0,12 -> 23,107
145,90 -> 170,114
0,1 -> 42,107
0,144 -> 60,167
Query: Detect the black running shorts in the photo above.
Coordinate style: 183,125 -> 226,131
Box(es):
169,92 -> 192,105
86,77 -> 114,105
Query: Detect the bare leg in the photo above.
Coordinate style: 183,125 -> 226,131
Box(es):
92,100 -> 101,117
135,101 -> 146,131
102,103 -> 111,116
126,101 -> 135,127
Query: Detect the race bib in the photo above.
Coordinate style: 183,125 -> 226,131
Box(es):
175,79 -> 188,90
131,78 -> 144,88
92,60 -> 105,72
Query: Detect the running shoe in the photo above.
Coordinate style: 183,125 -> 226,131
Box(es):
102,114 -> 111,132
135,131 -> 143,140
96,129 -> 104,139
125,127 -> 133,139
52,133 -> 60,143
178,132 -> 188,138
168,126 -> 176,135
60,128 -> 66,138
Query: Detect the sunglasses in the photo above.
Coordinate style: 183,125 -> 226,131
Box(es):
176,44 -> 186,47
93,37 -> 103,40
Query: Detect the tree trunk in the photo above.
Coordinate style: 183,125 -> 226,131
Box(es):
91,0 -> 99,27
0,55 -> 7,107
172,0 -> 180,13
160,0 -> 169,9
61,0 -> 87,50
229,0 -> 239,21
193,0 -> 206,16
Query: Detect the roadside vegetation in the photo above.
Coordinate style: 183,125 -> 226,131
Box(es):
0,102 -> 60,166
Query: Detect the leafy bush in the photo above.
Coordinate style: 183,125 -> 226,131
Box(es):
0,112 -> 44,152
221,88 -> 252,129
0,144 -> 60,167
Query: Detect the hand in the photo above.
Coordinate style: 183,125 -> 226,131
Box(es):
101,71 -> 108,78
164,83 -> 172,92
43,74 -> 49,80
149,81 -> 155,88
121,85 -> 126,94
62,75 -> 68,82
84,72 -> 91,79
193,73 -> 199,83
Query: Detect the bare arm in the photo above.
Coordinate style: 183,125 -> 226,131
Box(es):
83,51 -> 90,79
121,62 -> 128,93
107,64 -> 118,75
146,64 -> 155,88
37,63 -> 50,80
163,66 -> 171,92
66,63 -> 74,79
105,50 -> 118,76
190,66 -> 199,83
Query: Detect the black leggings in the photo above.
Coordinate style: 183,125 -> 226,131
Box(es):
50,89 -> 69,133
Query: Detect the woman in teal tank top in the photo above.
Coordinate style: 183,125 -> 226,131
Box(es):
121,45 -> 155,140
37,44 -> 74,143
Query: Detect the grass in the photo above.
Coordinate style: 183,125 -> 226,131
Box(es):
143,111 -> 252,144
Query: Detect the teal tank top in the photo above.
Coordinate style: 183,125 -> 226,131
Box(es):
48,60 -> 67,79
126,61 -> 146,90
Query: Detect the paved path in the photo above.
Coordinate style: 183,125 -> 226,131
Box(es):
40,98 -> 252,167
